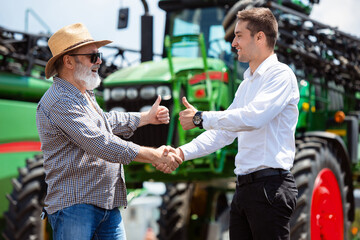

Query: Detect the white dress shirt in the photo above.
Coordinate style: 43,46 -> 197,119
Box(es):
180,54 -> 300,175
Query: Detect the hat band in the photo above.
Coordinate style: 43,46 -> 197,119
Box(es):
63,39 -> 94,52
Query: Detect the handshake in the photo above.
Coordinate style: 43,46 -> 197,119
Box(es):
144,95 -> 199,174
152,146 -> 184,174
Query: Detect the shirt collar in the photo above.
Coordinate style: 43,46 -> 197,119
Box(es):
244,54 -> 278,79
53,76 -> 84,98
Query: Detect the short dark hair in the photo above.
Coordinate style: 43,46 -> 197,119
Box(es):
237,7 -> 278,49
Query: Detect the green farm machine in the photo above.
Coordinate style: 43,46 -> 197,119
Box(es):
1,0 -> 360,239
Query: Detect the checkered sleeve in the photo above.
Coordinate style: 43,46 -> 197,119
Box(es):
103,111 -> 141,139
49,98 -> 140,165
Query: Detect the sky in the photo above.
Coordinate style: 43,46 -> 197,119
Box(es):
0,0 -> 359,63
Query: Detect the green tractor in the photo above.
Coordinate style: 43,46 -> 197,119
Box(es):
0,27 -> 52,239
1,0 -> 360,239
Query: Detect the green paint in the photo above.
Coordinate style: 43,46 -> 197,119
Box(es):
0,99 -> 39,143
0,72 -> 52,101
104,57 -> 226,87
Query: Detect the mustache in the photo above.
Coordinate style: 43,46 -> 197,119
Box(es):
91,65 -> 100,70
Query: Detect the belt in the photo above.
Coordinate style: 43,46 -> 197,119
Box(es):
237,168 -> 290,187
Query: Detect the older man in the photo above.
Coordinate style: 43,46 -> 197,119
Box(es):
36,23 -> 181,240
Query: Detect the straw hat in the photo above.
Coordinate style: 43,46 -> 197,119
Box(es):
45,23 -> 112,79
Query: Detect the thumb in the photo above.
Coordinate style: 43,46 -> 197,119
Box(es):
182,96 -> 194,109
152,95 -> 161,109
163,146 -> 169,156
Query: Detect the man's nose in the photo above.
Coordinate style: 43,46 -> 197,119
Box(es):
231,38 -> 237,47
95,56 -> 102,65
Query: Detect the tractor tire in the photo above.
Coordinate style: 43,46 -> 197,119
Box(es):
2,154 -> 49,240
290,137 -> 351,240
158,183 -> 194,240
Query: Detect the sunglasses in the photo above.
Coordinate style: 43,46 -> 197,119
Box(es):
69,52 -> 102,64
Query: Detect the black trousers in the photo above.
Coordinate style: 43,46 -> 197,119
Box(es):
229,170 -> 298,240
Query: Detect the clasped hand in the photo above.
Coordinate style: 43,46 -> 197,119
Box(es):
153,97 -> 197,173
153,146 -> 184,174
150,97 -> 197,173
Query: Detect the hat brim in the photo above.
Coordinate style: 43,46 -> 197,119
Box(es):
45,39 -> 112,79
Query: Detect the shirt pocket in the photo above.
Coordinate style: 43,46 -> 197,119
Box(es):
86,108 -> 106,130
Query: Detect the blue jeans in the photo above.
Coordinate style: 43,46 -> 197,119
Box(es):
47,204 -> 126,240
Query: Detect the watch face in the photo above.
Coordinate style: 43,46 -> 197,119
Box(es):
194,115 -> 201,125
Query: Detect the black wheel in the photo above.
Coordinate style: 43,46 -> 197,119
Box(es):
290,137 -> 351,240
157,183 -> 232,240
2,154 -> 49,240
157,183 -> 193,240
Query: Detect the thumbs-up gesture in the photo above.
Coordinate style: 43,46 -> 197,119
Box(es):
145,95 -> 170,125
179,97 -> 198,130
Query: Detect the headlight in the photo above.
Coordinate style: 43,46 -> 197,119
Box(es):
157,86 -> 172,100
139,105 -> 152,112
140,86 -> 156,100
111,88 -> 126,101
126,88 -> 138,100
103,88 -> 111,101
111,107 -> 126,112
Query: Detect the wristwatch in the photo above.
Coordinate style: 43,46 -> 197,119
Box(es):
193,111 -> 203,129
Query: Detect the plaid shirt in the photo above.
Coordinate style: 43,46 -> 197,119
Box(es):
36,77 -> 140,214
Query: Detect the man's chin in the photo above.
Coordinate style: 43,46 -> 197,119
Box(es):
85,77 -> 101,90
238,56 -> 249,63
86,83 -> 101,91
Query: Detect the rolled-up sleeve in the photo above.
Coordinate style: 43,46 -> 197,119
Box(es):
103,111 -> 141,139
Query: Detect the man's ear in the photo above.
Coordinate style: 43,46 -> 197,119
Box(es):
255,31 -> 267,47
256,31 -> 265,41
63,55 -> 75,70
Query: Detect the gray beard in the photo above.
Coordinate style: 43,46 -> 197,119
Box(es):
74,62 -> 101,90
